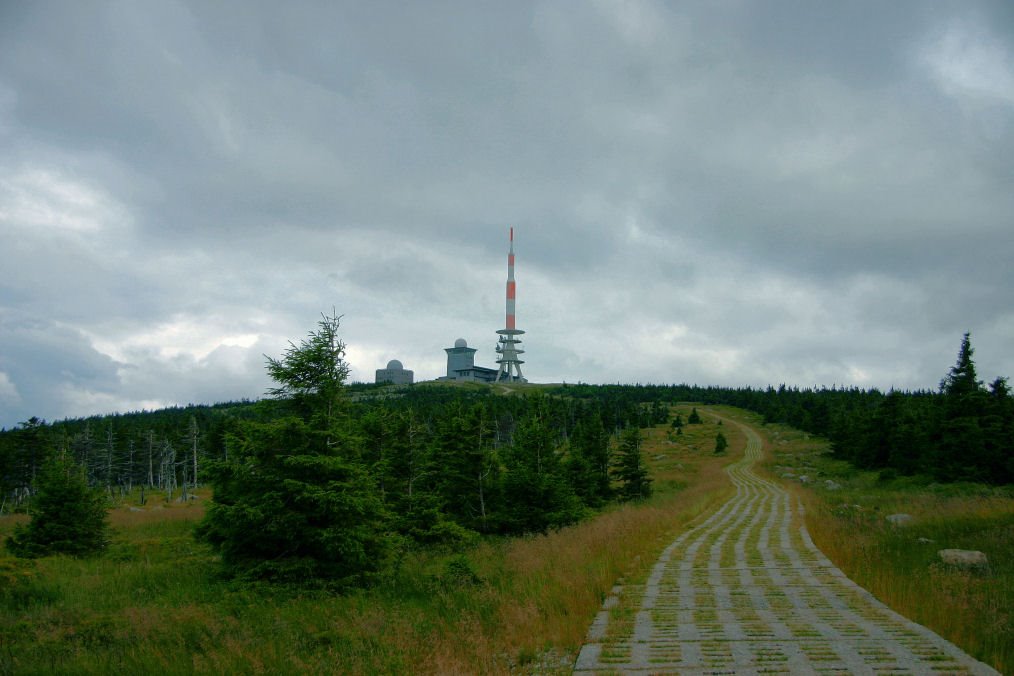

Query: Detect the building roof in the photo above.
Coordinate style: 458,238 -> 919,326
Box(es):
455,366 -> 498,375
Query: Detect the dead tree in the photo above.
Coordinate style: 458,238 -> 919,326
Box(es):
185,416 -> 200,490
160,438 -> 177,501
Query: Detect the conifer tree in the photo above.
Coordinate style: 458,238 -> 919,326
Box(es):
613,426 -> 652,501
429,403 -> 497,536
937,333 -> 989,480
7,451 -> 109,558
566,410 -> 612,507
714,431 -> 728,455
940,332 -> 984,416
497,410 -> 582,533
197,312 -> 392,587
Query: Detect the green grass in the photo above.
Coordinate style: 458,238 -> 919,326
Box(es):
8,408 -> 1006,673
0,407 -> 737,675
755,417 -> 1014,674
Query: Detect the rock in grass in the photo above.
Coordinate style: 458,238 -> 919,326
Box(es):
824,480 -> 841,490
938,549 -> 988,570
886,513 -> 912,526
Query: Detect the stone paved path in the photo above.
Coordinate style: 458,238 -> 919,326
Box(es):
574,416 -> 999,675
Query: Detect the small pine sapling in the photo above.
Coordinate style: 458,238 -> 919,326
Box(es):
714,431 -> 729,455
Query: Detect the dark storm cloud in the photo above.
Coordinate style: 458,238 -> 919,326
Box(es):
1,1 -> 1013,427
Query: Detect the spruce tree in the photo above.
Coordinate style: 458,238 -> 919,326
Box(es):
497,411 -> 582,534
613,426 -> 652,501
936,333 -> 989,480
429,403 -> 497,536
7,452 -> 109,558
197,312 -> 392,587
714,431 -> 728,455
986,377 -> 1014,483
940,332 -> 984,416
566,410 -> 612,507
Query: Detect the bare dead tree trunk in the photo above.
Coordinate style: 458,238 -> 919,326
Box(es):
146,430 -> 155,487
478,466 -> 491,532
180,459 -> 189,502
127,439 -> 135,494
105,425 -> 115,495
161,439 -> 176,501
476,411 -> 490,532
187,416 -> 199,489
405,412 -> 425,506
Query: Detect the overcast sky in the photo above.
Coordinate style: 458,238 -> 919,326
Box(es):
1,1 -> 1013,428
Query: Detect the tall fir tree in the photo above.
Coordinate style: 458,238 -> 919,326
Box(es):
566,409 -> 612,507
197,312 -> 392,587
497,410 -> 582,534
940,332 -> 984,415
936,333 -> 989,481
613,426 -> 652,501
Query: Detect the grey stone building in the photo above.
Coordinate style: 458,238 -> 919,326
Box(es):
375,359 -> 414,385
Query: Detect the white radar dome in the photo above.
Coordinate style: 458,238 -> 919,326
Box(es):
386,359 -> 403,370
454,338 -> 467,348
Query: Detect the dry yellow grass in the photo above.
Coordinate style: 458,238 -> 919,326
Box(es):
413,405 -> 740,672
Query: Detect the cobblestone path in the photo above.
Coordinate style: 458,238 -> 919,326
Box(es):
574,416 -> 998,675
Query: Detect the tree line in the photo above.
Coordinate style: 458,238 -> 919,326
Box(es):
684,334 -> 1013,484
1,314 -> 659,580
2,320 -> 1009,583
0,406 -> 238,512
545,334 -> 1012,484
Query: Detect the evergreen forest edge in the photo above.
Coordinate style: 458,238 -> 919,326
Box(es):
1,324 -> 1011,588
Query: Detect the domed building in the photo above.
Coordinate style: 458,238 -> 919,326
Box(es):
375,359 -> 414,385
438,338 -> 499,383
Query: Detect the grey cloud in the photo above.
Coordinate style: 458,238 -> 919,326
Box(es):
1,1 -> 1013,427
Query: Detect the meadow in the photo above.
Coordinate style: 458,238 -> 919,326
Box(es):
0,407 -> 735,674
2,405 -> 1009,674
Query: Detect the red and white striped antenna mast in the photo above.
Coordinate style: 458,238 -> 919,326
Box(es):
496,226 -> 526,382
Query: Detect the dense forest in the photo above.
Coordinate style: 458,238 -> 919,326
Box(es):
1,324 -> 1010,583
0,314 -> 669,583
0,381 -> 665,522
696,333 -> 1014,485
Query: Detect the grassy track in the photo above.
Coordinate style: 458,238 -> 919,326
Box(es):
751,411 -> 1013,674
